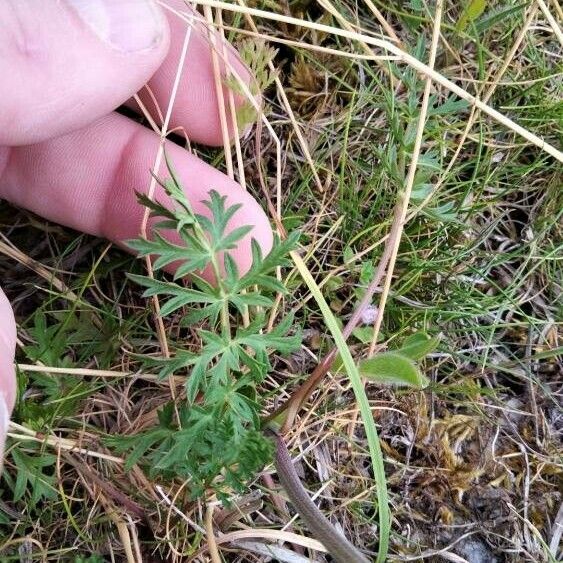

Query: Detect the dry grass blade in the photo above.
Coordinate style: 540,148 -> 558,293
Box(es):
203,5 -> 235,179
368,0 -> 444,355
234,0 -> 326,196
193,0 -> 563,162
0,236 -> 78,302
16,363 -> 183,383
537,0 -> 563,46
231,540 -> 312,563
7,422 -> 124,463
3,0 -> 561,560
211,528 -> 326,552
363,0 -> 404,46
138,17 -> 195,361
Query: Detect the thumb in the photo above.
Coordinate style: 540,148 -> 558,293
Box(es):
0,288 -> 16,462
0,0 -> 169,146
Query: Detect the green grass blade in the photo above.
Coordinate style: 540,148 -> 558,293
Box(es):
290,251 -> 390,562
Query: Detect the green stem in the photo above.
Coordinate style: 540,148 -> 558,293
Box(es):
280,250 -> 390,562
198,226 -> 230,339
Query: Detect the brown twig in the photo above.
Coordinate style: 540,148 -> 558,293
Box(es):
63,453 -> 147,522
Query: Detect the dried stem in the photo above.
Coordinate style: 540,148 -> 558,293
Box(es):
205,504 -> 222,563
193,0 -> 563,162
272,432 -> 370,563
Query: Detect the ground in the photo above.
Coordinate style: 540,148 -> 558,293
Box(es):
0,1 -> 561,562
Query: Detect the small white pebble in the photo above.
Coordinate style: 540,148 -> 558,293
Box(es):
361,305 -> 379,325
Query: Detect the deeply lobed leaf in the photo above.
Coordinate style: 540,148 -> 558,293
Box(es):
121,159 -> 301,500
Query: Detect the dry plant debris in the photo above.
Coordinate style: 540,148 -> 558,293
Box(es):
0,0 -> 561,561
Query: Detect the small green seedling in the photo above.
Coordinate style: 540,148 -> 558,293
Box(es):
113,157 -> 301,501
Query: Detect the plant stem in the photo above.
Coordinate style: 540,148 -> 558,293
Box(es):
265,213 -> 397,430
272,432 -> 371,563
199,224 -> 231,340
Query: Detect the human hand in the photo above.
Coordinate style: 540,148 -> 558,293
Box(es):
0,0 -> 272,459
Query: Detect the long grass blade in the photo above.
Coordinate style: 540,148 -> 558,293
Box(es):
290,251 -> 390,562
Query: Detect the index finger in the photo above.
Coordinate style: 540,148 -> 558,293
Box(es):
130,0 -> 256,146
0,289 -> 16,412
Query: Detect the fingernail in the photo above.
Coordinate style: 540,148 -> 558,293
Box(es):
0,394 -> 9,470
67,0 -> 165,53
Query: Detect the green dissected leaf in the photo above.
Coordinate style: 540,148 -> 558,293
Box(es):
19,312 -> 112,423
236,314 -> 300,356
116,401 -> 273,499
8,447 -> 57,506
138,349 -> 196,380
223,253 -> 240,287
121,428 -> 172,471
135,192 -> 176,221
127,275 -> 220,317
456,0 -> 487,32
225,39 -> 277,132
197,191 -> 252,254
395,332 -> 440,360
24,312 -> 70,366
122,155 -> 302,500
235,232 -> 300,292
127,233 -> 209,276
235,39 -> 278,92
181,302 -> 223,326
219,225 -> 254,252
186,361 -> 207,403
359,352 -> 429,388
230,292 -> 273,309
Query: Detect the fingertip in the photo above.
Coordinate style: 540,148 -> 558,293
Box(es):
0,113 -> 273,284
0,290 -> 17,412
134,1 -> 259,146
0,0 -> 170,145
0,357 -> 15,414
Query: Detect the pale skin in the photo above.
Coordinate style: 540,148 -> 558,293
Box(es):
0,0 -> 272,458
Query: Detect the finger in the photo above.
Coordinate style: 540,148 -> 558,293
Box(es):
130,0 -> 256,146
0,287 -> 17,461
0,112 -> 273,276
0,0 -> 169,146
